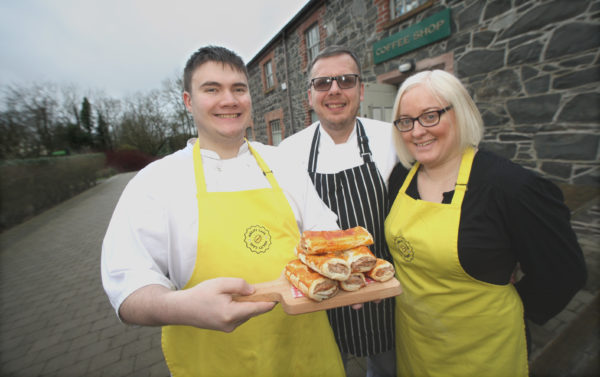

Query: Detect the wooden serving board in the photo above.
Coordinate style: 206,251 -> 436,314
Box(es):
234,275 -> 402,315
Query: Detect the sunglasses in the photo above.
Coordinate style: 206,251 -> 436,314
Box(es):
310,74 -> 360,91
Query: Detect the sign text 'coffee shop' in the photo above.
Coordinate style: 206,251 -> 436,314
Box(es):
373,8 -> 451,64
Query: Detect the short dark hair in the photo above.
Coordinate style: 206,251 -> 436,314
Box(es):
183,46 -> 248,92
307,45 -> 362,84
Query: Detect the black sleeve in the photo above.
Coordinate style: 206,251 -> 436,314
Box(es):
509,173 -> 587,325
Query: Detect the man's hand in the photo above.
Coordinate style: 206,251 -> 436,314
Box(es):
172,278 -> 276,332
350,298 -> 383,310
119,278 -> 276,332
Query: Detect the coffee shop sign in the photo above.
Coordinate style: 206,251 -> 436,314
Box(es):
373,8 -> 451,64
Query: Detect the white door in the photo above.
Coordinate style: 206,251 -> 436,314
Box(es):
360,82 -> 397,123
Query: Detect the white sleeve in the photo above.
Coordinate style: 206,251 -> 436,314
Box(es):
261,146 -> 339,232
287,169 -> 340,232
101,172 -> 175,316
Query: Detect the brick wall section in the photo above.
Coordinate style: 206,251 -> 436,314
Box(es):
247,42 -> 287,142
247,0 -> 600,186
303,99 -> 312,128
374,0 -> 390,33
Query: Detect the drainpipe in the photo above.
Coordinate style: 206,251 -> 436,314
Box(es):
282,29 -> 295,135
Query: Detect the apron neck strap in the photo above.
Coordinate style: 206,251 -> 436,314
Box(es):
399,146 -> 476,205
308,126 -> 321,173
246,139 -> 280,189
308,119 -> 372,173
192,140 -> 206,194
356,119 -> 373,163
451,146 -> 475,205
400,162 -> 419,194
193,139 -> 280,195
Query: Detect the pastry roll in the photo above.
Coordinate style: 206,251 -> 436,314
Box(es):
284,259 -> 338,301
299,226 -> 374,254
343,246 -> 377,272
340,272 -> 367,292
366,258 -> 395,282
297,251 -> 351,281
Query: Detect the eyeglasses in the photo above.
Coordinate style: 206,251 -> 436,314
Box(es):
310,74 -> 360,91
393,106 -> 453,132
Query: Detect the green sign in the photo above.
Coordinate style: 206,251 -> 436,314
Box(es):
373,8 -> 451,64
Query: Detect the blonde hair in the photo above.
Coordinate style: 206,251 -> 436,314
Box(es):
391,70 -> 483,168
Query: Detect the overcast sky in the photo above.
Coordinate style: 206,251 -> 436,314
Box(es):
0,0 -> 309,99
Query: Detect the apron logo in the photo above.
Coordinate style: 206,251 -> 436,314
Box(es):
394,236 -> 414,262
243,225 -> 272,254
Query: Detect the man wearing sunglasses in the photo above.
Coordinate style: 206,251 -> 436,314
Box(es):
278,46 -> 397,377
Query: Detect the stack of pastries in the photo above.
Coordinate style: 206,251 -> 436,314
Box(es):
284,226 -> 395,301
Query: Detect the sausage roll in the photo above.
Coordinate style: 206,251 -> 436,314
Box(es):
299,226 -> 374,254
340,272 -> 367,292
342,246 -> 377,272
366,258 -> 395,282
297,251 -> 351,281
284,259 -> 338,301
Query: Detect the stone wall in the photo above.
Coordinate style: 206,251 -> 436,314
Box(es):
248,0 -> 599,185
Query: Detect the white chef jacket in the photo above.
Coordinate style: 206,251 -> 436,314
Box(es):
278,117 -> 398,182
101,141 -> 339,315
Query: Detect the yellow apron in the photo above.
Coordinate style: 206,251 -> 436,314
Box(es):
384,147 -> 528,377
162,141 -> 344,377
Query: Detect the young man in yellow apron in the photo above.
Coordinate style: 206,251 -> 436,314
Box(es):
101,46 -> 344,377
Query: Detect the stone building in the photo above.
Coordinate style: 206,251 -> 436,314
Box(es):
246,0 -> 599,185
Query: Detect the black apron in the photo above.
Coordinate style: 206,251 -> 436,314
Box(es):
308,119 -> 395,357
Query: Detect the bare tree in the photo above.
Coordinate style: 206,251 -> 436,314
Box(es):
1,82 -> 60,156
92,93 -> 122,149
161,73 -> 195,137
0,75 -> 199,159
0,106 -> 29,158
118,90 -> 171,155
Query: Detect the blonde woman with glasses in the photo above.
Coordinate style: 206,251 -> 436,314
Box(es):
384,69 -> 586,377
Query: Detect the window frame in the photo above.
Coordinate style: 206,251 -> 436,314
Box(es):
264,60 -> 274,90
268,119 -> 282,146
386,0 -> 433,27
264,108 -> 285,146
305,23 -> 320,64
297,5 -> 326,71
259,50 -> 277,94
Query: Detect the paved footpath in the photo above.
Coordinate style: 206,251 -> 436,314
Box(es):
0,173 -> 168,377
0,173 -> 598,377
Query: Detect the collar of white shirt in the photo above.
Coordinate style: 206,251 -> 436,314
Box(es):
186,138 -> 250,160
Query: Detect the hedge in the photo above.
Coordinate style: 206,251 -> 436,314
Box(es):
0,153 -> 106,232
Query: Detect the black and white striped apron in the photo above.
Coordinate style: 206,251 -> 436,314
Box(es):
308,120 -> 395,357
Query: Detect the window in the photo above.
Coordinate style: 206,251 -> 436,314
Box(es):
264,108 -> 284,143
305,23 -> 320,64
390,0 -> 429,19
260,51 -> 277,92
269,119 -> 282,146
298,7 -> 326,70
265,60 -> 274,89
